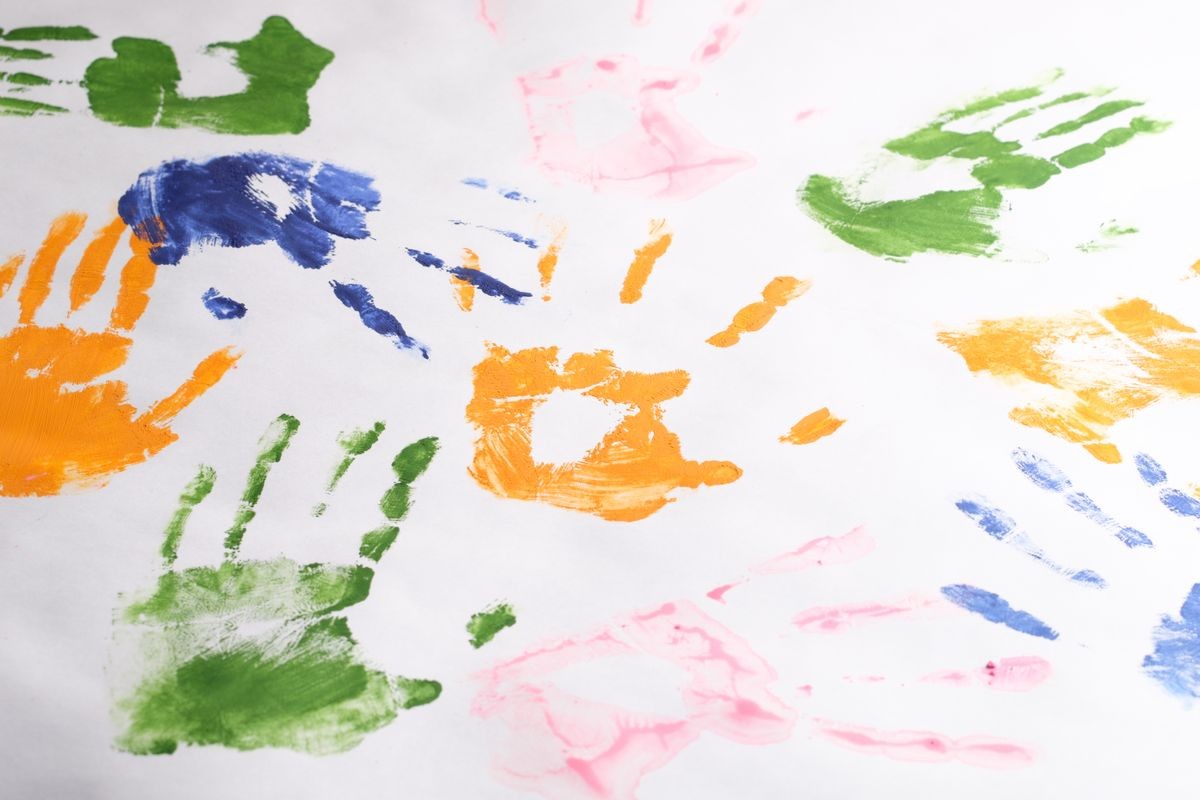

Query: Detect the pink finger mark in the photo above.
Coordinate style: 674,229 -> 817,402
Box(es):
813,719 -> 1034,768
632,0 -> 651,25
707,527 -> 875,604
518,56 -> 754,200
692,0 -> 760,64
478,0 -> 501,37
793,596 -> 941,633
922,656 -> 1052,692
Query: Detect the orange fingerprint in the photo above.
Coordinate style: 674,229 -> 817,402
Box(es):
0,253 -> 21,297
781,408 -> 845,445
69,215 -> 125,313
619,218 -> 672,304
707,276 -> 810,348
535,221 -> 567,301
452,248 -> 480,311
466,344 -> 741,521
939,298 -> 1200,463
1191,258 -> 1200,278
109,234 -> 158,330
0,216 -> 238,496
18,212 -> 86,324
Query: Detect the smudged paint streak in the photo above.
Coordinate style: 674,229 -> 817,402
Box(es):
955,497 -> 1105,587
794,596 -> 938,633
813,719 -> 1033,768
201,288 -> 247,320
473,600 -> 795,798
619,219 -> 672,304
120,152 -> 380,269
461,177 -> 536,203
466,345 -> 740,521
0,213 -> 239,496
449,219 -> 539,249
86,17 -> 332,134
1134,453 -> 1200,520
939,299 -> 1200,463
941,585 -> 1058,640
1143,583 -> 1200,699
692,0 -> 759,64
1012,448 -> 1152,548
330,282 -> 429,359
468,603 -> 518,648
711,527 -> 874,603
519,56 -> 753,200
113,424 -> 441,755
707,276 -> 809,347
780,407 -> 844,445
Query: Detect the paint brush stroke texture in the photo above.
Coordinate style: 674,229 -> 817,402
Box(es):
939,299 -> 1200,463
0,213 -> 238,496
1144,584 -> 1200,700
86,16 -> 332,134
112,417 -> 441,755
119,153 -> 380,268
473,600 -> 795,799
799,74 -> 1167,259
467,345 -> 741,521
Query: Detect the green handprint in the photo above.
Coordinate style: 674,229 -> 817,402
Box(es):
111,414 -> 441,756
799,74 -> 1168,260
85,16 -> 332,134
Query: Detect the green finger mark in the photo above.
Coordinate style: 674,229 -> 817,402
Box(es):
380,437 -> 439,521
800,174 -> 1001,260
160,466 -> 216,566
3,25 -> 97,41
314,421 -> 385,517
1,71 -> 52,86
1036,99 -> 1143,139
467,603 -> 517,649
0,44 -> 51,60
0,95 -> 65,115
1054,116 -> 1170,168
395,677 -> 442,709
358,525 -> 399,562
970,154 -> 1060,189
224,413 -> 300,558
943,83 -> 1046,123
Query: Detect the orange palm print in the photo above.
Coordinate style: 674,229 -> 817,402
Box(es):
467,344 -> 741,522
0,212 -> 240,496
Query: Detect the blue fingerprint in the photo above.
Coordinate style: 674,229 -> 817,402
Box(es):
405,248 -> 446,269
461,177 -> 489,189
449,219 -> 539,249
941,584 -> 1059,640
330,281 -> 428,359
1135,453 -> 1169,486
460,177 -> 536,202
201,288 -> 247,320
404,248 -> 531,305
119,152 -> 380,269
1135,453 -> 1200,519
1014,448 -> 1153,548
1144,583 -> 1200,699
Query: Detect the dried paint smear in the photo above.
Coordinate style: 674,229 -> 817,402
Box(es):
707,276 -> 809,348
467,345 -> 741,521
939,298 -> 1200,463
780,407 -> 844,445
111,417 -> 441,755
473,600 -> 795,798
0,213 -> 238,496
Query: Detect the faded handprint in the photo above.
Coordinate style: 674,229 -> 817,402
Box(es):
800,74 -> 1168,260
110,415 -> 441,755
0,213 -> 239,496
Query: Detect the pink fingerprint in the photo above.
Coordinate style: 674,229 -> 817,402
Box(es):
793,596 -> 939,633
473,600 -> 795,799
813,719 -> 1034,768
632,0 -> 652,25
753,526 -> 875,575
921,657 -> 1051,692
692,0 -> 760,64
518,56 -> 754,200
706,580 -> 744,603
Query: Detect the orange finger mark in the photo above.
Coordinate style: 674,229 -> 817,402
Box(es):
140,347 -> 242,427
69,216 -> 126,313
781,407 -> 845,445
619,218 -> 672,304
466,344 -> 741,522
453,248 -> 479,311
535,221 -> 567,301
108,235 -> 158,331
707,276 -> 810,348
17,212 -> 87,324
0,253 -> 22,297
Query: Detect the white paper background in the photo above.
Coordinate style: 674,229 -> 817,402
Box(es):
3,1 -> 1200,797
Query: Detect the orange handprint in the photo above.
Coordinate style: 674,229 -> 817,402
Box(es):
0,212 -> 240,496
